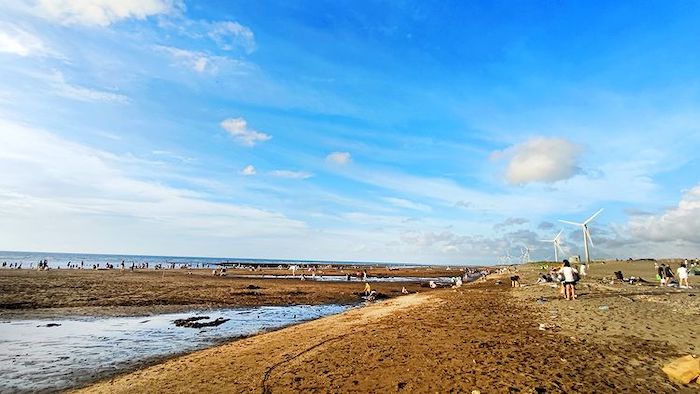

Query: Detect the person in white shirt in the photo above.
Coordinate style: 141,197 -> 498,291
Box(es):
677,263 -> 690,289
558,260 -> 579,301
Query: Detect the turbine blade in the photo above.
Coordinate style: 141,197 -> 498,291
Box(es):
555,230 -> 563,241
584,208 -> 604,225
556,243 -> 565,256
585,227 -> 594,247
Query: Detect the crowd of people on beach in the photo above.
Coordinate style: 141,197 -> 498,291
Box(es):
0,259 -> 219,271
655,260 -> 696,289
528,258 -> 698,301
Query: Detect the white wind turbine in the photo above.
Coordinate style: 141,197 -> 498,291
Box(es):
559,209 -> 604,264
520,246 -> 532,264
540,230 -> 564,262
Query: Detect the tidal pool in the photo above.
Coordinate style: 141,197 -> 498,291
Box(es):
0,304 -> 349,392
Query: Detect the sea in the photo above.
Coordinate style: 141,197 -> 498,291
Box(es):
0,250 -> 422,270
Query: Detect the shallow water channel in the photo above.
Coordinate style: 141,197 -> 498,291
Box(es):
231,274 -> 455,283
0,304 -> 349,392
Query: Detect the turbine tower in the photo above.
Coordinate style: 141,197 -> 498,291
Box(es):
520,246 -> 532,264
559,209 -> 604,264
540,230 -> 564,262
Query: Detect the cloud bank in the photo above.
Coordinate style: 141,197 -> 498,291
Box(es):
628,185 -> 700,244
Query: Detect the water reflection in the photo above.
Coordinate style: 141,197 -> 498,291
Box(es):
0,304 -> 348,392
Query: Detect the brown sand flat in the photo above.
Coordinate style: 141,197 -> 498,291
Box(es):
77,269 -> 698,393
514,260 -> 700,354
0,269 -> 431,319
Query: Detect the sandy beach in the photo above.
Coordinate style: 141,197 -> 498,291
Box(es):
63,260 -> 700,393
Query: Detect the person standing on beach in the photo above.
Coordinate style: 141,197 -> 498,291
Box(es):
558,260 -> 578,300
363,282 -> 371,295
678,263 -> 690,289
663,264 -> 675,286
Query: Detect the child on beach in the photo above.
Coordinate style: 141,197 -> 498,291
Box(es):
558,260 -> 578,301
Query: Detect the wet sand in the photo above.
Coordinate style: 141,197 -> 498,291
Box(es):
76,260 -> 700,393
0,268 -> 444,319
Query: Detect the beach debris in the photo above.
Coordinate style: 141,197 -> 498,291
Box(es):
663,355 -> 700,384
471,391 -> 481,394
37,323 -> 61,328
662,355 -> 700,384
173,316 -> 230,329
246,284 -> 262,289
598,305 -> 609,311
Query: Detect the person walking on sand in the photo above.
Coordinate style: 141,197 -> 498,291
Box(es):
678,263 -> 691,289
363,282 -> 371,295
558,260 -> 578,301
663,264 -> 675,286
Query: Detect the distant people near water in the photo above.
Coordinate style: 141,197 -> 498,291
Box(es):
678,263 -> 691,289
510,275 -> 520,287
363,282 -> 371,295
401,286 -> 409,294
558,260 -> 579,301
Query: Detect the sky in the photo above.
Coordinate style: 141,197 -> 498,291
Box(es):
0,0 -> 699,264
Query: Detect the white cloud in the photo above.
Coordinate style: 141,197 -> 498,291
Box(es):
326,151 -> 352,165
151,150 -> 193,163
628,185 -> 700,244
155,45 -> 219,73
155,45 -> 253,74
0,24 -> 49,57
241,165 -> 256,176
383,197 -> 431,212
220,117 -> 271,147
207,21 -> 256,53
494,137 -> 582,185
34,0 -> 179,27
269,170 -> 313,180
48,72 -> 129,104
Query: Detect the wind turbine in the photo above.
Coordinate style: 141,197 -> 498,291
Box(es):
540,230 -> 564,262
520,246 -> 532,264
559,209 -> 604,264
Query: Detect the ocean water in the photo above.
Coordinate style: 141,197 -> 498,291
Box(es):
0,304 -> 349,392
0,250 -> 419,270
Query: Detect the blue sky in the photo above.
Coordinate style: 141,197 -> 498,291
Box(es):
0,0 -> 699,264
